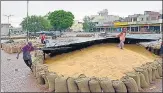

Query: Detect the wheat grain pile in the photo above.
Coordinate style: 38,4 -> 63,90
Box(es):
45,43 -> 157,79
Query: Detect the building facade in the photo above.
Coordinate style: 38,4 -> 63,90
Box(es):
114,11 -> 162,33
70,20 -> 83,32
9,27 -> 24,35
1,23 -> 24,36
90,9 -> 121,32
1,23 -> 11,36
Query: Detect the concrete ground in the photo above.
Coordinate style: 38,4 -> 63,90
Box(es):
1,49 -> 162,92
1,50 -> 45,92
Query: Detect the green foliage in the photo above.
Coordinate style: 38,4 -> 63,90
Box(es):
48,10 -> 74,31
20,15 -> 52,33
83,16 -> 95,32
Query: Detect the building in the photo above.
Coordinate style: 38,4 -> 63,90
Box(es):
9,27 -> 24,35
1,23 -> 11,36
114,11 -> 162,33
70,20 -> 83,32
90,9 -> 121,32
1,23 -> 24,36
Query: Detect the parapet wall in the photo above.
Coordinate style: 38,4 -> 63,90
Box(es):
32,50 -> 162,92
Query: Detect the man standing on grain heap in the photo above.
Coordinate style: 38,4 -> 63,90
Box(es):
116,27 -> 127,49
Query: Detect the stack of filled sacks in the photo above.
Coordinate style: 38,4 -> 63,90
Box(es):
139,41 -> 162,49
126,58 -> 162,92
1,40 -> 26,54
1,40 -> 44,54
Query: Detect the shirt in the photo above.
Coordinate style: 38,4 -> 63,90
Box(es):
118,32 -> 126,41
120,32 -> 126,41
41,34 -> 46,40
22,45 -> 34,60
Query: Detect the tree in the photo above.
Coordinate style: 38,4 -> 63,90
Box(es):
48,10 -> 74,32
83,16 -> 95,32
20,15 -> 52,34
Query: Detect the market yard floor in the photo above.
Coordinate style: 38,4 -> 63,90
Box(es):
45,43 -> 158,79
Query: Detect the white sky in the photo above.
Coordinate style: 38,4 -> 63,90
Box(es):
1,1 -> 162,27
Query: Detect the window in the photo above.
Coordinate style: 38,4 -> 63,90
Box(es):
146,17 -> 149,21
151,17 -> 156,20
141,18 -> 143,21
133,18 -> 137,21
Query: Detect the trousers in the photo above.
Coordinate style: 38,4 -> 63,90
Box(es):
23,59 -> 32,70
118,40 -> 125,49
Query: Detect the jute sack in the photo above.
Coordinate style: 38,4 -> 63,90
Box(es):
151,66 -> 157,81
75,74 -> 91,92
5,45 -> 9,53
154,58 -> 162,64
5,44 -> 9,52
158,64 -> 162,77
99,77 -> 115,93
88,77 -> 102,92
55,76 -> 68,92
35,64 -> 48,78
155,68 -> 161,79
36,71 -> 45,85
12,46 -> 18,53
67,77 -> 78,92
32,64 -> 37,77
145,62 -> 155,82
112,80 -> 127,93
42,74 -> 49,89
146,66 -> 153,84
1,43 -> 4,50
140,66 -> 150,85
121,76 -> 139,93
125,72 -> 142,91
46,72 -> 58,92
138,72 -> 149,88
37,56 -> 44,64
8,45 -> 13,54
151,64 -> 161,79
134,67 -> 150,85
152,62 -> 162,77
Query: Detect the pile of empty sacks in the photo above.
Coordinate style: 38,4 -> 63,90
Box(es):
32,50 -> 162,93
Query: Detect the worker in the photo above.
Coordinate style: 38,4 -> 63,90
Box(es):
16,42 -> 41,71
40,33 -> 46,44
116,27 -> 127,49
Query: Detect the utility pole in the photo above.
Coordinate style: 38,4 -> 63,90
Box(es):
4,15 -> 14,37
26,0 -> 29,42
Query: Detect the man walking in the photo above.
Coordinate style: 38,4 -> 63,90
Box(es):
116,27 -> 127,49
16,42 -> 40,71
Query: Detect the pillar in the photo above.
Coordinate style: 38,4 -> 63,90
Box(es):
130,25 -> 131,32
160,23 -> 162,33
